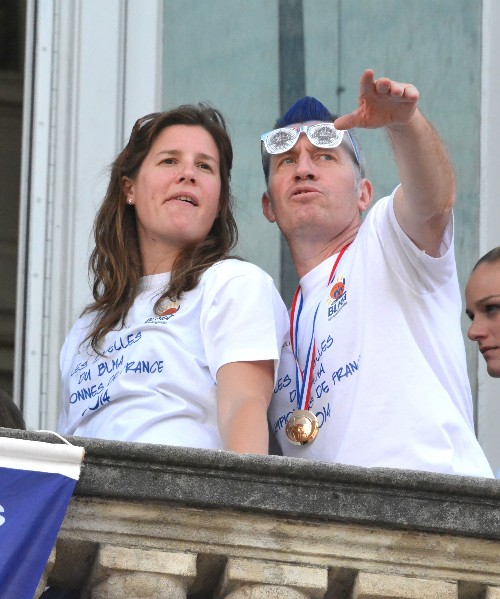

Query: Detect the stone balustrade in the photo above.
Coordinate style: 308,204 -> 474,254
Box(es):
1,429 -> 499,599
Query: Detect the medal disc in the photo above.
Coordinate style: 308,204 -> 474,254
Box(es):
285,409 -> 319,445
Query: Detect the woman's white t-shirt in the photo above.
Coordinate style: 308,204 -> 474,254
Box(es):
58,259 -> 288,448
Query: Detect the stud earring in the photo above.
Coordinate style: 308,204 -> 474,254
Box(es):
127,197 -> 133,205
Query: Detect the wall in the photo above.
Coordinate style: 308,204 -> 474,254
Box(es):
13,1 -> 500,470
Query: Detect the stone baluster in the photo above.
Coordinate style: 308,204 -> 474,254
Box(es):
86,545 -> 196,599
486,588 -> 500,599
351,572 -> 458,599
224,587 -> 309,599
34,547 -> 57,598
217,557 -> 328,599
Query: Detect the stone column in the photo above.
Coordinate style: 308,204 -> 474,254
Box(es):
217,557 -> 328,599
34,547 -> 56,599
486,588 -> 500,599
86,545 -> 197,599
225,586 -> 309,599
351,572 -> 458,599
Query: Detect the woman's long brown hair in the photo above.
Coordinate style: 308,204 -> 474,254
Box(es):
82,104 -> 238,353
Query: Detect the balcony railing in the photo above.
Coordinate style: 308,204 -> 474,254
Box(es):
2,428 -> 499,598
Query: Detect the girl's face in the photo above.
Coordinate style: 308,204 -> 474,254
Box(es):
124,124 -> 221,273
466,261 -> 500,377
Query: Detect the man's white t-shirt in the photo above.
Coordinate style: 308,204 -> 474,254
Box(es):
269,192 -> 493,477
58,259 -> 288,448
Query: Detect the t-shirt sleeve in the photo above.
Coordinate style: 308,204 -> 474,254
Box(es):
370,189 -> 456,293
57,334 -> 71,433
200,261 -> 288,381
57,315 -> 92,434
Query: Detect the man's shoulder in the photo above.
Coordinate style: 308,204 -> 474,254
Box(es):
354,194 -> 393,242
365,193 -> 393,219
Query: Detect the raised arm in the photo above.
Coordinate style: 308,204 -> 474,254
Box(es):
335,69 -> 455,257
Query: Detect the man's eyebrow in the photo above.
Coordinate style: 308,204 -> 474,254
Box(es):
274,143 -> 342,156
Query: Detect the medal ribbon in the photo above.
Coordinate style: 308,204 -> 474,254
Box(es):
290,244 -> 350,411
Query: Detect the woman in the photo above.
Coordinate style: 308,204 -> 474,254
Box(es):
57,105 -> 288,453
465,247 -> 500,377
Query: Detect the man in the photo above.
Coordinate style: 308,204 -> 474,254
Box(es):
263,69 -> 493,477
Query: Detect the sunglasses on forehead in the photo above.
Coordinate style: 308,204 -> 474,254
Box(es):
260,122 -> 361,167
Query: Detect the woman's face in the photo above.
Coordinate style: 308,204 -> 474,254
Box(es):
466,261 -> 500,377
124,124 -> 221,272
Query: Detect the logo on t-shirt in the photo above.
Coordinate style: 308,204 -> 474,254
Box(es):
327,276 -> 347,320
145,301 -> 180,324
159,301 -> 180,317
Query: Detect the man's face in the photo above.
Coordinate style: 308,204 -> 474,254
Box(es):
262,123 -> 371,244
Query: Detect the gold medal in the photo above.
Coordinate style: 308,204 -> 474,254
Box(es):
285,409 -> 319,445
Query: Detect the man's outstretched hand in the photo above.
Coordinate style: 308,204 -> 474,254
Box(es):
334,69 -> 419,131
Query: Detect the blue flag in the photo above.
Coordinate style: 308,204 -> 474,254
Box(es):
0,436 -> 84,599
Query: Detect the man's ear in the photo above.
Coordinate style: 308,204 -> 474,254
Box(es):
262,191 -> 276,223
357,178 -> 373,213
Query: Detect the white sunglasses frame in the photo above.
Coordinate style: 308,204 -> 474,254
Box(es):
260,123 -> 344,154
260,123 -> 362,168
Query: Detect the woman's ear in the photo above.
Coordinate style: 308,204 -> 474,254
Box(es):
122,176 -> 134,204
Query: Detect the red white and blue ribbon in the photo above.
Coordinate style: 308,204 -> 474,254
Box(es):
289,244 -> 350,411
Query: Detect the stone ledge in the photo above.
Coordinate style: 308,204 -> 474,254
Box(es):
1,428 -> 499,540
50,497 -> 500,591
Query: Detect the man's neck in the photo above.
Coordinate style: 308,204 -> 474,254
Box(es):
288,224 -> 361,279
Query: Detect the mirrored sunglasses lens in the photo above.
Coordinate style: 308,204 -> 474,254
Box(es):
308,124 -> 343,147
265,128 -> 298,154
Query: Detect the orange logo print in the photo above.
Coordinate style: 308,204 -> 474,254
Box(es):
326,275 -> 348,320
330,279 -> 345,300
159,302 -> 180,317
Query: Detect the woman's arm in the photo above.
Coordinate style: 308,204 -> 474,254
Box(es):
216,360 -> 275,454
